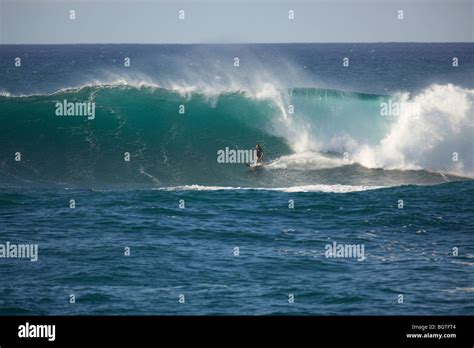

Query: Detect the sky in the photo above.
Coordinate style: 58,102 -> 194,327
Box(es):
0,0 -> 473,44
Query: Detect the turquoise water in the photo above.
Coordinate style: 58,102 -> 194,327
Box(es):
0,85 -> 471,187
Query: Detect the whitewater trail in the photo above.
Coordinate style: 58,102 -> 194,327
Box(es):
265,152 -> 350,170
154,184 -> 386,193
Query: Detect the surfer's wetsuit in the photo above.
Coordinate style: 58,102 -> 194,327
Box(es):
256,145 -> 263,164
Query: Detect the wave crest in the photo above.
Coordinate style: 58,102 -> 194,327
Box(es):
0,81 -> 472,187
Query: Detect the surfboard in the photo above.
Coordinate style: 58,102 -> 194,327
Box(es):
246,162 -> 264,170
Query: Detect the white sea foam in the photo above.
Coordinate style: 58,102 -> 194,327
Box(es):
263,83 -> 474,178
154,184 -> 385,193
352,84 -> 474,177
265,151 -> 349,170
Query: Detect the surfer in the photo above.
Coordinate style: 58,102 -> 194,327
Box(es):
256,144 -> 264,165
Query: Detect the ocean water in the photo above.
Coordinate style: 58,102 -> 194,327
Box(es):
0,43 -> 473,315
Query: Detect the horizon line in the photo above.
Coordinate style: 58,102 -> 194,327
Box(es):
1,41 -> 473,45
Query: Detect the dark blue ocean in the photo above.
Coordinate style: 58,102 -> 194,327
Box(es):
0,43 -> 473,315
